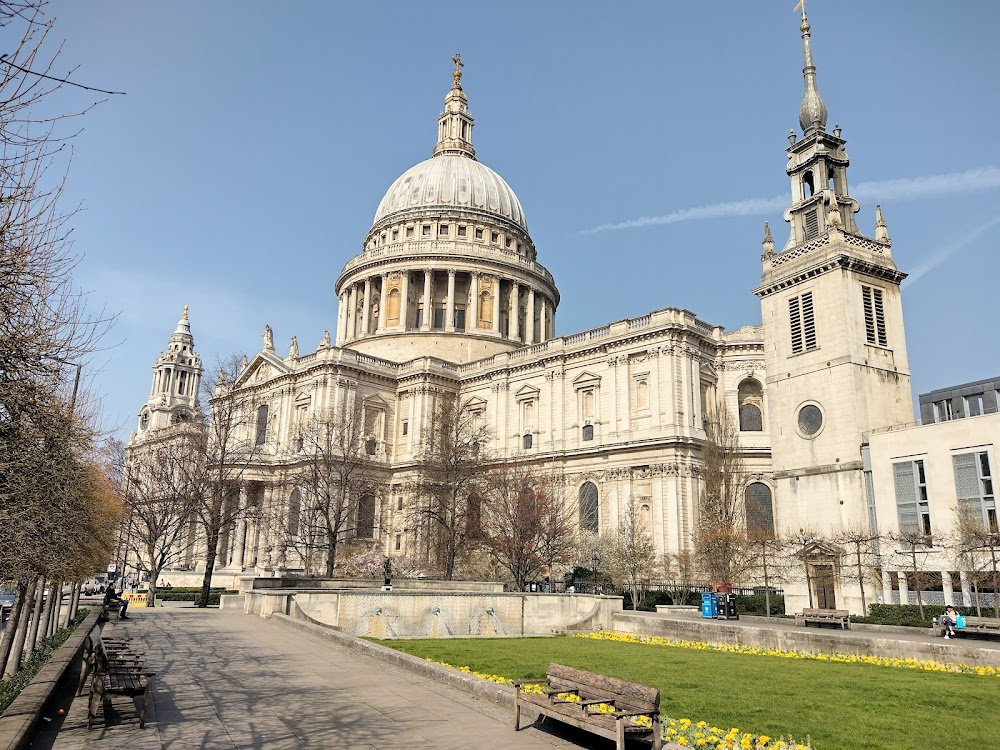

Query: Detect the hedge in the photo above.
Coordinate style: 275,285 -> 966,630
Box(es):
156,587 -> 237,605
853,603 -> 983,629
0,608 -> 89,713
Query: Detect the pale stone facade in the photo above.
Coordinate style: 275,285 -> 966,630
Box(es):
125,18 -> 990,613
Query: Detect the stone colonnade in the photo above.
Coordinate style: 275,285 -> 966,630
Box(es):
336,269 -> 555,346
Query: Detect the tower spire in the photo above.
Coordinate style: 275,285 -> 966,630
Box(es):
433,53 -> 476,159
797,5 -> 828,135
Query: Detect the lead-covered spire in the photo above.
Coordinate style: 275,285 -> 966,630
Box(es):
432,54 -> 476,159
797,7 -> 828,135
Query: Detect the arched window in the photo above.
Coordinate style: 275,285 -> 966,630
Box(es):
387,288 -> 401,327
287,489 -> 302,536
479,290 -> 493,329
579,482 -> 599,533
738,378 -> 764,432
745,482 -> 774,538
255,405 -> 269,445
356,493 -> 376,539
582,424 -> 594,441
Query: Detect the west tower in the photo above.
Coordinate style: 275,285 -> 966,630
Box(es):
755,10 -> 914,609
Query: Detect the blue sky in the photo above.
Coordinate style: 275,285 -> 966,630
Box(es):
40,1 -> 1000,439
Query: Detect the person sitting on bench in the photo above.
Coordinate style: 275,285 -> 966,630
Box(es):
104,584 -> 129,619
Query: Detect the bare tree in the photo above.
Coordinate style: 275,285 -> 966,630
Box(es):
834,523 -> 883,616
290,401 -> 384,577
745,531 -> 786,618
410,393 -> 490,580
954,505 -> 1000,618
696,398 -> 751,585
893,528 -> 933,621
481,460 -> 576,591
608,499 -> 658,610
163,357 -> 261,607
122,439 -> 198,604
784,527 -> 825,609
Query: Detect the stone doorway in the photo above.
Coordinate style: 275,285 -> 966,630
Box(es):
812,564 -> 836,609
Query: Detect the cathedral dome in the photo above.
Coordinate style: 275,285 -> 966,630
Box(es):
372,154 -> 527,233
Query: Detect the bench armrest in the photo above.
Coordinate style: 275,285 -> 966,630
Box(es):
512,679 -> 548,687
613,710 -> 657,718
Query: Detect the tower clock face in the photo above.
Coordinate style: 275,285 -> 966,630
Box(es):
797,403 -> 823,437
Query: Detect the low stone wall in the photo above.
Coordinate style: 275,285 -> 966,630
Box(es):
242,588 -> 622,637
0,608 -> 101,750
240,576 -> 504,595
612,611 -> 1000,667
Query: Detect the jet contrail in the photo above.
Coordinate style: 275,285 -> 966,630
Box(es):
582,167 -> 1000,234
902,214 -> 1000,289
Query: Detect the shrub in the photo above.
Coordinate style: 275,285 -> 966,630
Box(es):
853,603 -> 978,629
735,594 -> 785,616
0,608 -> 89,713
156,588 -> 237,605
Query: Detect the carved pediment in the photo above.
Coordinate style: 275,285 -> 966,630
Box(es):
235,351 -> 291,388
572,371 -> 601,390
514,384 -> 540,401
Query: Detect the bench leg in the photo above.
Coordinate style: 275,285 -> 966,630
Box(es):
139,676 -> 153,729
514,689 -> 521,730
652,715 -> 662,750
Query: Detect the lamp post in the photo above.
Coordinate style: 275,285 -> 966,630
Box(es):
592,553 -> 599,594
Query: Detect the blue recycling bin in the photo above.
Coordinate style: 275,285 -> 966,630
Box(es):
701,592 -> 718,619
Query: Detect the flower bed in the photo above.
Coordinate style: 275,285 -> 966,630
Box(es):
425,658 -> 811,749
575,630 -> 1000,678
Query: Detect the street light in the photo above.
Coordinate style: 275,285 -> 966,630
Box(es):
592,553 -> 600,594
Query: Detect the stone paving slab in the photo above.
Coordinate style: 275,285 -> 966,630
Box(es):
48,609 -> 590,750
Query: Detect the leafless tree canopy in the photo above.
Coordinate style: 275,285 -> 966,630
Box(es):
409,393 -> 491,580
0,1 -> 119,676
289,401 -> 384,577
608,498 -> 657,610
480,461 -> 576,591
696,398 -> 751,584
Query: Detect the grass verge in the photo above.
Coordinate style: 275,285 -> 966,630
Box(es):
378,634 -> 999,750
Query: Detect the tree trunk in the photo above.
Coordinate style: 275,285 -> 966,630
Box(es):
68,583 -> 81,624
200,528 -> 221,608
27,578 -> 47,656
762,545 -> 771,618
47,580 -> 63,638
0,582 -> 28,675
856,547 -> 867,615
4,579 -> 38,678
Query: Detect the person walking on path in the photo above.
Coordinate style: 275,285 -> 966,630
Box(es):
104,583 -> 129,619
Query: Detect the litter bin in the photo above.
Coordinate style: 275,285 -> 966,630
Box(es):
716,593 -> 739,620
701,592 -> 718,619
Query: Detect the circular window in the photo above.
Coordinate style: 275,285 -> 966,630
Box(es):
797,404 -> 824,436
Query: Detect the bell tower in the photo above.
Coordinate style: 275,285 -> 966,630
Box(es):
754,9 -> 914,572
136,306 -> 203,435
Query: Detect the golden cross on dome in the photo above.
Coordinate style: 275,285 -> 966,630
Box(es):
452,53 -> 463,86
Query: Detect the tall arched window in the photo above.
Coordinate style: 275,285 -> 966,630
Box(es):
287,489 -> 302,536
356,492 -> 376,539
579,482 -> 599,533
745,482 -> 774,538
738,378 -> 764,432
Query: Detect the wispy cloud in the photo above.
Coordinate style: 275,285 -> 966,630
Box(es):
581,166 -> 1000,234
902,214 -> 1000,289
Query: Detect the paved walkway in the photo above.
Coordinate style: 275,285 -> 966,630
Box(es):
47,609 -> 585,750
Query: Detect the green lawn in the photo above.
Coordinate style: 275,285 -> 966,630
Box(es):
378,636 -> 999,750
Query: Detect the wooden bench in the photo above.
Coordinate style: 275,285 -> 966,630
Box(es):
85,635 -> 155,729
513,663 -> 662,750
795,608 -> 850,629
99,600 -> 123,622
933,615 -> 1000,639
